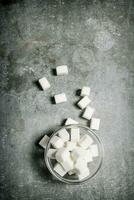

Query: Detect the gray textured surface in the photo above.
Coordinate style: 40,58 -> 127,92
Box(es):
0,0 -> 134,200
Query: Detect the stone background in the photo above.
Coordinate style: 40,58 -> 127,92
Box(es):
0,0 -> 134,200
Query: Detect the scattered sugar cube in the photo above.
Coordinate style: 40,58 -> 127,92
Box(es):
78,168 -> 90,180
82,106 -> 95,120
58,128 -> 70,142
70,128 -> 80,142
39,135 -> 50,149
77,96 -> 91,109
54,93 -> 67,104
78,134 -> 93,149
61,157 -> 74,172
54,163 -> 67,177
90,118 -> 100,130
81,86 -> 90,97
47,149 -> 57,159
39,77 -> 50,90
50,136 -> 64,149
71,147 -> 87,161
65,118 -> 78,125
65,141 -> 76,151
90,144 -> 99,157
55,148 -> 70,163
56,65 -> 68,75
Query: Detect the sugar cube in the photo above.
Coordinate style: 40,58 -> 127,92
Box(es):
71,148 -> 93,163
39,77 -> 50,90
74,158 -> 88,174
90,118 -> 100,130
39,135 -> 50,149
50,136 -> 64,149
54,163 -> 67,176
77,96 -> 91,109
58,128 -> 70,142
65,141 -> 76,151
65,118 -> 78,125
70,128 -> 80,142
47,149 -> 57,159
55,148 -> 70,163
90,144 -> 99,157
78,168 -> 90,180
81,86 -> 90,97
71,147 -> 87,161
56,65 -> 68,75
84,149 -> 93,163
61,158 -> 74,172
54,93 -> 67,104
78,134 -> 93,149
82,106 -> 95,120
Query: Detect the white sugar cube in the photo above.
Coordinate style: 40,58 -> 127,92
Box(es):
50,136 -> 64,149
90,144 -> 99,157
82,106 -> 95,120
77,96 -> 91,109
61,157 -> 74,172
70,128 -> 80,142
72,148 -> 93,163
54,163 -> 67,177
47,149 -> 57,159
65,118 -> 78,125
90,118 -> 100,130
58,128 -> 70,142
39,135 -> 49,149
78,134 -> 93,149
71,147 -> 87,161
56,65 -> 68,75
54,93 -> 67,104
84,149 -> 93,163
39,77 -> 50,90
55,148 -> 70,163
81,86 -> 90,97
78,168 -> 90,180
65,141 -> 76,151
74,158 -> 88,174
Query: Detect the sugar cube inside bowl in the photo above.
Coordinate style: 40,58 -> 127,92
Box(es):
45,125 -> 103,183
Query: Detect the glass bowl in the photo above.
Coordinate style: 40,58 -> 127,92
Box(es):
44,124 -> 104,184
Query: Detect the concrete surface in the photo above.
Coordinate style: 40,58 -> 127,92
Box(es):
0,0 -> 134,200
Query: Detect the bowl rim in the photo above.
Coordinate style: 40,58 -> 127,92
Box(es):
44,124 -> 104,184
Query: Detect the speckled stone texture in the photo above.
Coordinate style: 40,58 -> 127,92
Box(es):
0,0 -> 134,200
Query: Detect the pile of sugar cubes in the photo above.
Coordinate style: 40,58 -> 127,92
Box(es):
39,127 -> 99,180
38,65 -> 101,180
38,65 -> 100,131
